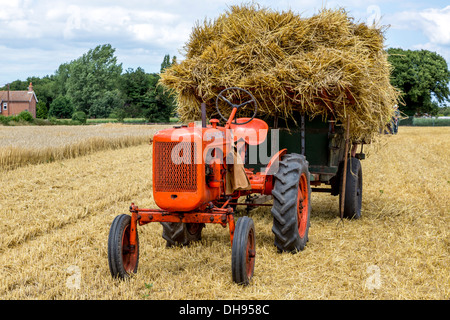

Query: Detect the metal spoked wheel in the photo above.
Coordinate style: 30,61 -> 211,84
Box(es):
231,216 -> 256,285
108,214 -> 139,279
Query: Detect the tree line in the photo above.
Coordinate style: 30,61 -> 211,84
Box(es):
1,44 -> 177,122
387,48 -> 450,116
2,45 -> 449,121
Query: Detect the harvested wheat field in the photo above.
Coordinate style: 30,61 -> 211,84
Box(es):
0,126 -> 448,300
0,124 -> 168,171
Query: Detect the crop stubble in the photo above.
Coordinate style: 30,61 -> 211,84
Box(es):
0,124 -> 167,170
0,126 -> 448,299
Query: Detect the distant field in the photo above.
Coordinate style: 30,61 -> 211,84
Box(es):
0,124 -> 170,170
412,117 -> 450,126
86,117 -> 179,124
399,116 -> 450,126
0,126 -> 448,300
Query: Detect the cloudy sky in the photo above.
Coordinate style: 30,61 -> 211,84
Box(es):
1,0 -> 449,86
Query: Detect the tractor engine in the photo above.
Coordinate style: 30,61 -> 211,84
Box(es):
152,123 -> 223,212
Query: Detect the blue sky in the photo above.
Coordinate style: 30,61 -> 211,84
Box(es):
1,0 -> 449,86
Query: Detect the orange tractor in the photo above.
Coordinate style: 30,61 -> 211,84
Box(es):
108,87 -> 362,285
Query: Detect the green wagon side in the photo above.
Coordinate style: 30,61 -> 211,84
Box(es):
245,111 -> 364,219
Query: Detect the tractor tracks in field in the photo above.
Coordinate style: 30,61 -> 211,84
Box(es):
0,144 -> 153,254
0,188 -> 145,253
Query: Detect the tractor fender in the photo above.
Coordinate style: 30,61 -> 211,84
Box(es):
264,148 -> 287,176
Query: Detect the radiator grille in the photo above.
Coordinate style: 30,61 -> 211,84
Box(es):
154,141 -> 197,192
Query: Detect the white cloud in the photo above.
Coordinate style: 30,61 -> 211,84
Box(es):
418,6 -> 450,45
1,0 -> 449,86
0,1 -> 188,45
51,4 -> 184,45
390,5 -> 450,45
386,5 -> 450,63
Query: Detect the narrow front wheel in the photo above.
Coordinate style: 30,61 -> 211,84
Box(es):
108,214 -> 139,279
231,216 -> 256,285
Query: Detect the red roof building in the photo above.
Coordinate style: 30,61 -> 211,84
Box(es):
0,82 -> 37,118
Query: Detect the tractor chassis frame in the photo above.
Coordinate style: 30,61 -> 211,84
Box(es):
129,202 -> 237,246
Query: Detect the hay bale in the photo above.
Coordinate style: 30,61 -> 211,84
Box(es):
160,4 -> 400,142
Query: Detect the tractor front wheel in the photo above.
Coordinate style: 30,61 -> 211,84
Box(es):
231,216 -> 256,285
108,214 -> 139,279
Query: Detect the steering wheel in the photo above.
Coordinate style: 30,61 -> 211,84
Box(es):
215,87 -> 258,125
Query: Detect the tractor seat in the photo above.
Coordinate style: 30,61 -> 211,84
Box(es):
229,118 -> 269,146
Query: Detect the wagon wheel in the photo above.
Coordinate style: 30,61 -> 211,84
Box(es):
161,222 -> 204,247
271,153 -> 311,253
215,87 -> 258,125
339,157 -> 363,219
231,216 -> 256,285
108,214 -> 139,279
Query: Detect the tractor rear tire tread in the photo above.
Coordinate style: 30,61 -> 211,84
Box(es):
161,222 -> 204,247
271,153 -> 311,253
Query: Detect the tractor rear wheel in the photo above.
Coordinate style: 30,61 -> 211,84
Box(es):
108,214 -> 139,279
271,153 -> 311,253
161,222 -> 204,247
339,157 -> 363,219
231,216 -> 256,285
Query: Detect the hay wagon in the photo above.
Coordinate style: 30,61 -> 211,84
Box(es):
107,87 -> 366,285
108,5 -> 397,285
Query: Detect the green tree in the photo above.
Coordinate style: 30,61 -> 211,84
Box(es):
157,54 -> 177,118
143,83 -> 173,122
27,75 -> 58,113
160,54 -> 171,73
89,89 -> 125,118
66,44 -> 123,115
120,67 -> 152,117
72,111 -> 87,124
16,110 -> 34,122
387,48 -> 450,116
48,96 -> 74,119
54,63 -> 70,96
160,54 -> 177,73
438,105 -> 450,116
36,101 -> 48,119
0,79 -> 27,91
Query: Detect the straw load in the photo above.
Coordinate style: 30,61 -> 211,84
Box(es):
160,4 -> 400,142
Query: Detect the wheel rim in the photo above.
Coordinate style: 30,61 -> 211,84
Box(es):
245,228 -> 256,279
121,224 -> 138,273
357,169 -> 363,213
297,173 -> 309,238
187,223 -> 201,235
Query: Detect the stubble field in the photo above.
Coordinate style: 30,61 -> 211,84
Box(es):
0,126 -> 448,300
